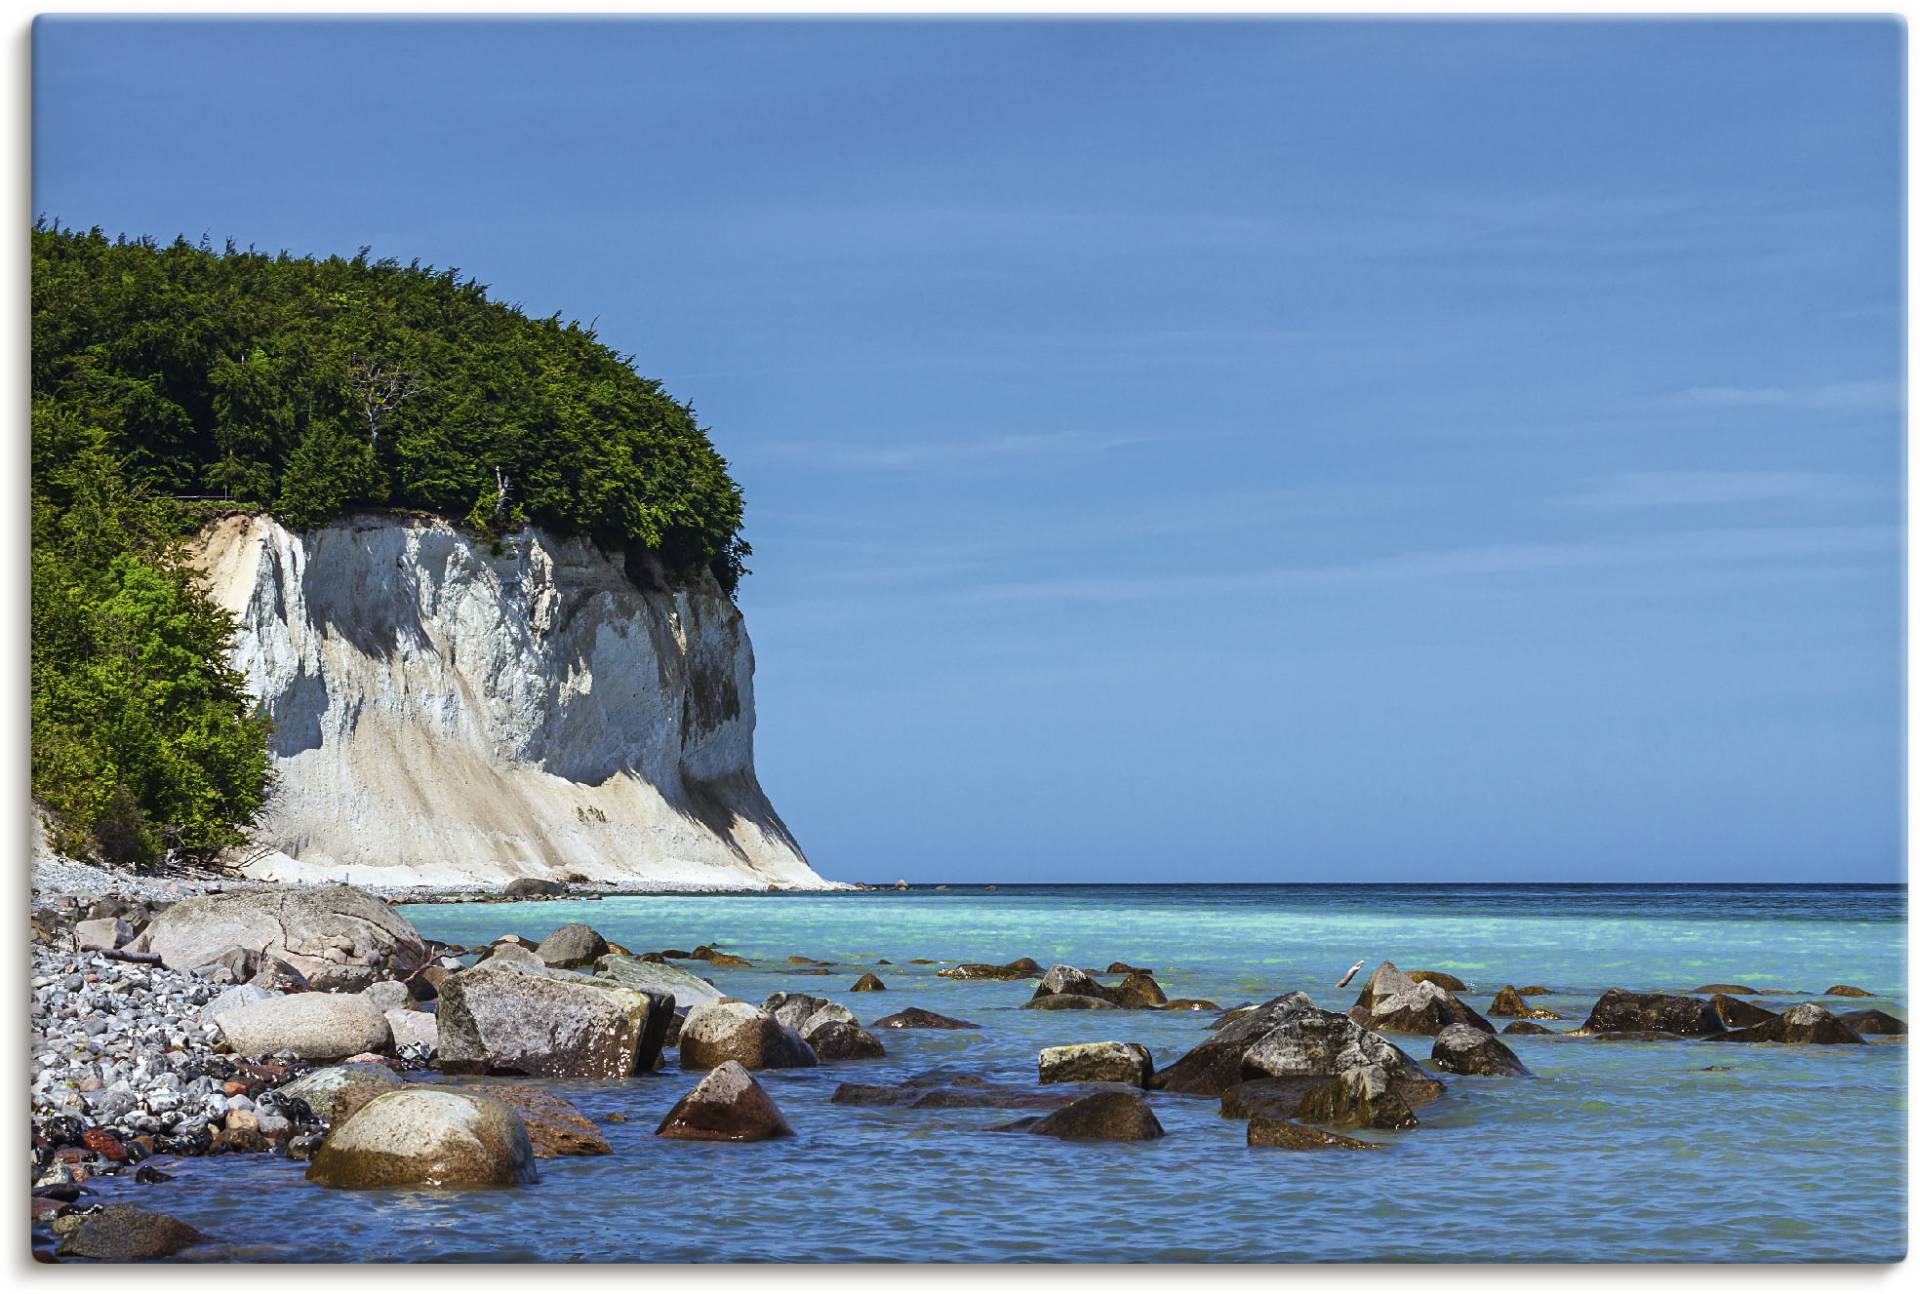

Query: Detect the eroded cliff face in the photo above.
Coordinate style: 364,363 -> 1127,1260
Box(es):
191,514 -> 831,890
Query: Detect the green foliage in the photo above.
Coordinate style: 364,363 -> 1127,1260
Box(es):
32,222 -> 751,590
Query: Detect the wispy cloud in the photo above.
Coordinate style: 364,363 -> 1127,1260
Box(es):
741,428 -> 1179,473
1649,380 -> 1902,415
1560,470 -> 1872,510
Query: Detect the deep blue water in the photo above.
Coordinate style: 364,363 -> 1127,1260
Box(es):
123,883 -> 1907,1262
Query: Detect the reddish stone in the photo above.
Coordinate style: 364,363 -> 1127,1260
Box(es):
81,1129 -> 128,1162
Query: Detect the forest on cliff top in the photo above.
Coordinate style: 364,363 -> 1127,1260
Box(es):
31,223 -> 753,865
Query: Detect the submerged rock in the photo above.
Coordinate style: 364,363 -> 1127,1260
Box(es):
1022,1090 -> 1165,1141
305,1089 -> 537,1188
1694,983 -> 1761,995
472,1085 -> 610,1157
655,1060 -> 794,1142
1711,1002 -> 1867,1045
850,973 -> 886,992
1037,1041 -> 1153,1087
1246,1115 -> 1381,1150
679,1000 -> 817,1070
938,958 -> 1043,980
1825,985 -> 1873,998
1501,1020 -> 1557,1037
1488,985 -> 1561,1020
1573,989 -> 1725,1037
1430,1023 -> 1531,1077
437,962 -> 671,1078
1023,993 -> 1119,1011
1218,1077 -> 1327,1122
54,1205 -> 208,1260
870,1007 -> 979,1029
1292,1065 -> 1420,1131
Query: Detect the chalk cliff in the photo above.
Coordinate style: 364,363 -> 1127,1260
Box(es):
190,513 -> 831,890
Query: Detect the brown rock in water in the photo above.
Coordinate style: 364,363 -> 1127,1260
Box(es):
906,958 -> 938,965
870,1007 -> 980,1029
1694,983 -> 1761,995
939,957 -> 1043,980
1362,980 -> 1496,1037
1163,998 -> 1219,1011
1023,1090 -> 1166,1141
709,954 -> 753,968
850,973 -> 886,992
1712,994 -> 1778,1029
1219,1077 -> 1326,1122
1515,985 -> 1552,996
470,1086 -> 610,1157
679,1001 -> 818,1070
1825,984 -> 1873,998
1246,1115 -> 1381,1150
1838,1008 -> 1906,1035
305,1090 -> 537,1189
1022,993 -> 1119,1011
787,955 -> 827,965
1407,970 -> 1467,992
1105,962 -> 1152,975
55,1205 -> 208,1260
1292,1066 -> 1420,1131
1154,992 -> 1316,1095
1573,989 -> 1725,1037
794,1003 -> 887,1060
1501,1020 -> 1557,1036
1037,1041 -> 1154,1087
1711,1002 -> 1867,1046
1488,985 -> 1561,1020
655,1061 -> 794,1142
1430,1023 -> 1531,1077
1110,972 -> 1169,1009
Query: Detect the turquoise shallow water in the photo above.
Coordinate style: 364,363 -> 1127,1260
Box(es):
129,885 -> 1908,1262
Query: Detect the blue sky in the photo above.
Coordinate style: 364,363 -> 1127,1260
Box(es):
34,18 -> 1905,883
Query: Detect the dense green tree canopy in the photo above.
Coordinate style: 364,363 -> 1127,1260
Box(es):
31,223 -> 753,865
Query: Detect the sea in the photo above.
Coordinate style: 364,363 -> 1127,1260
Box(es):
131,883 -> 1908,1263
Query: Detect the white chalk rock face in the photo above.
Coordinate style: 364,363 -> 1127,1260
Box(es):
191,514 -> 832,890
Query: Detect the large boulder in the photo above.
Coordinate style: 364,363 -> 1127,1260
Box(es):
1362,980 -> 1495,1036
679,1001 -> 818,1070
1354,962 -> 1419,1011
436,963 -> 670,1078
1575,989 -> 1726,1037
1038,1041 -> 1153,1087
274,1063 -> 406,1123
656,1060 -> 794,1141
1023,1090 -> 1165,1141
1712,994 -> 1778,1029
215,992 -> 391,1061
594,953 -> 724,1007
1430,1023 -> 1531,1076
74,917 -> 135,951
471,1086 -> 610,1156
1838,1008 -> 1906,1035
305,1089 -> 537,1188
54,1205 -> 208,1260
1712,1002 -> 1867,1045
536,923 -> 608,970
386,1008 -> 437,1053
504,877 -> 566,898
1109,972 -> 1168,1009
870,1007 -> 979,1029
796,1002 -> 886,1060
134,885 -> 425,983
1241,999 -> 1435,1087
1153,992 -> 1318,1095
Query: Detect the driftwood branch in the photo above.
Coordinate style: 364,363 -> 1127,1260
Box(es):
101,948 -> 163,965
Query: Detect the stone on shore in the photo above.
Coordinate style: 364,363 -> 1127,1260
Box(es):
1023,1090 -> 1165,1141
679,1001 -> 818,1070
74,917 -> 135,952
386,1008 -> 437,1053
504,878 -> 566,898
1712,994 -> 1778,1029
215,992 -> 391,1062
870,1007 -> 980,1029
1247,1115 -> 1382,1150
1037,1041 -> 1153,1087
656,1060 -> 795,1141
275,1063 -> 406,1123
305,1089 -> 537,1188
472,1085 -> 610,1156
594,953 -> 724,1007
54,1204 -> 208,1260
133,885 -> 425,983
1430,1023 -> 1531,1076
1711,1002 -> 1867,1045
437,962 -> 670,1078
536,923 -> 609,970
1573,989 -> 1726,1037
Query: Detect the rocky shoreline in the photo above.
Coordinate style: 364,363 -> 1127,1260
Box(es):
28,868 -> 1907,1263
